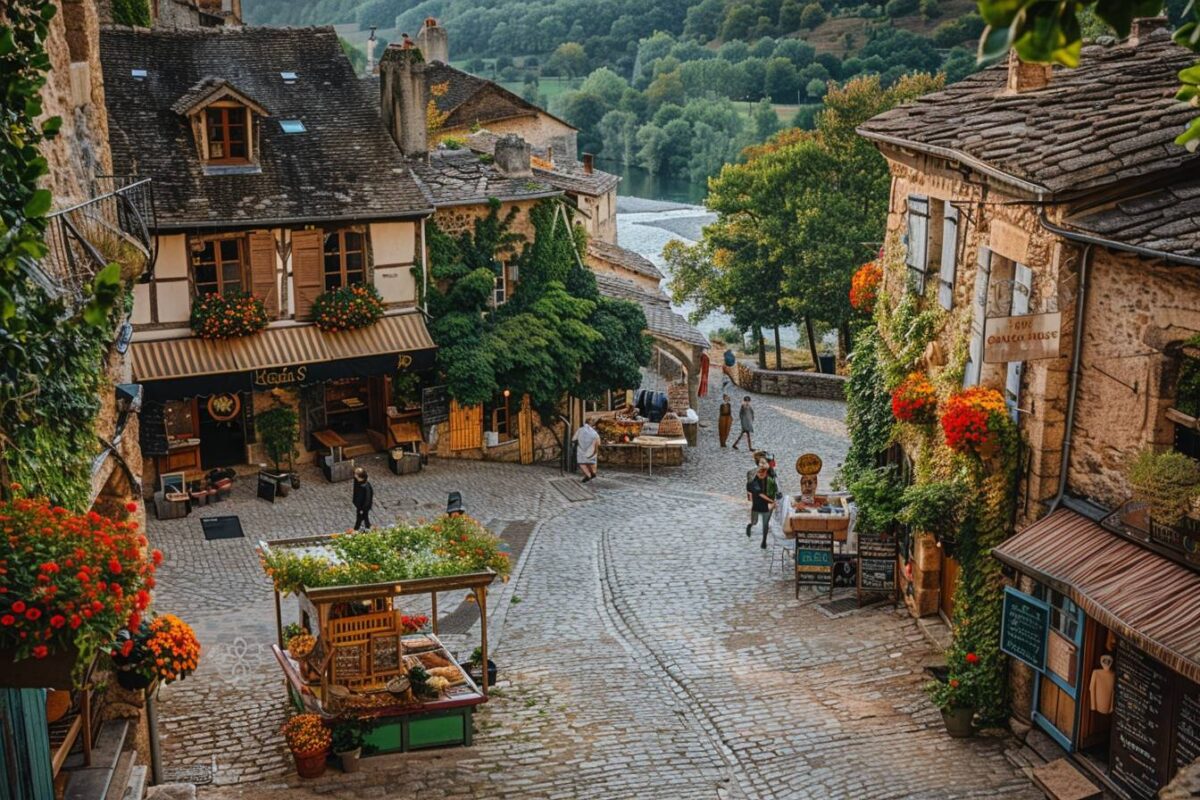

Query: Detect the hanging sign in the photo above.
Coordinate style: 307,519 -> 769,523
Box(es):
983,312 -> 1062,363
795,453 -> 823,476
207,393 -> 242,422
1000,586 -> 1049,670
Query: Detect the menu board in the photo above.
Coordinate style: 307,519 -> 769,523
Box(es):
139,402 -> 169,456
858,537 -> 897,594
372,634 -> 401,673
332,643 -> 365,681
1174,680 -> 1200,775
1110,638 -> 1169,800
1000,587 -> 1049,671
422,385 -> 450,425
795,530 -> 833,595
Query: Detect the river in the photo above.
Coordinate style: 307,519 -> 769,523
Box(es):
612,161 -> 805,348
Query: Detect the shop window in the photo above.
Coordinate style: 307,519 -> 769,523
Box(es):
1034,585 -> 1081,641
191,237 -> 246,296
486,392 -> 512,441
492,264 -> 507,308
163,399 -> 199,442
905,196 -> 930,293
1170,347 -> 1200,459
324,229 -> 367,291
204,105 -> 249,163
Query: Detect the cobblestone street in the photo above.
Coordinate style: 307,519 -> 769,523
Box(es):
148,374 -> 1040,799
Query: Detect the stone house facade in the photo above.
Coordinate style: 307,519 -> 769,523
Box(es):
860,21 -> 1200,798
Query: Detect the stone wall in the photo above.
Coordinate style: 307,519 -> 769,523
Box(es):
430,409 -> 563,464
433,199 -> 538,242
733,365 -> 848,401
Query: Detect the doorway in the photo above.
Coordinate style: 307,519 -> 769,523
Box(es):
199,393 -> 246,468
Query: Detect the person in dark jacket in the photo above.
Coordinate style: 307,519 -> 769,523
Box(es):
745,460 -> 777,549
352,468 -> 374,530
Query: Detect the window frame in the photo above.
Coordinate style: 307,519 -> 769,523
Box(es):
492,262 -> 508,308
487,392 -> 512,441
203,104 -> 250,164
190,235 -> 247,297
905,195 -> 930,294
322,228 -> 369,291
938,206 -> 959,310
1005,263 -> 1032,421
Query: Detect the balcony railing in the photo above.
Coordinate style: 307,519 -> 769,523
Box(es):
1103,498 -> 1200,570
38,176 -> 156,307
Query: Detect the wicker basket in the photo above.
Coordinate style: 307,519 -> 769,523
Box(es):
657,412 -> 684,438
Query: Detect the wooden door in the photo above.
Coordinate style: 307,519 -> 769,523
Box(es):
518,394 -> 534,465
940,551 -> 959,622
449,400 -> 482,451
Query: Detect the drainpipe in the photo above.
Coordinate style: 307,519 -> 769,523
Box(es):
420,217 -> 429,314
1046,240 -> 1092,514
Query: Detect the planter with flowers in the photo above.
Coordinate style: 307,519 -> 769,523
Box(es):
850,261 -> 883,315
282,713 -> 332,778
190,292 -> 269,340
926,650 -> 983,737
891,372 -> 938,426
0,488 -> 159,688
109,613 -> 200,691
941,387 -> 1012,460
312,285 -> 385,332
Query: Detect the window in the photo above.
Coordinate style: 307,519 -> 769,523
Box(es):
205,105 -> 248,162
487,392 -> 511,441
938,206 -> 959,310
191,237 -> 246,296
1171,348 -> 1200,458
964,248 -> 992,387
492,263 -> 507,308
279,119 -> 306,134
280,71 -> 298,84
1033,585 -> 1080,641
323,229 -> 367,290
905,196 -> 930,293
1005,264 -> 1032,420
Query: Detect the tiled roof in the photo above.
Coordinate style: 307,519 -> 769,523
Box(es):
168,77 -> 264,116
1061,177 -> 1200,265
411,147 -> 561,207
100,26 -> 431,229
586,240 -> 664,281
467,131 -> 619,197
425,62 -> 576,132
857,30 -> 1197,196
593,272 -> 710,349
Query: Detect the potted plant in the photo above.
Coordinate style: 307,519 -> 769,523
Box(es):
926,650 -> 983,738
940,387 -> 1012,460
282,713 -> 331,779
109,614 -> 201,691
332,719 -> 370,773
1127,448 -> 1200,525
891,372 -> 938,425
189,292 -> 269,340
257,404 -> 299,496
460,646 -> 497,687
312,284 -> 385,332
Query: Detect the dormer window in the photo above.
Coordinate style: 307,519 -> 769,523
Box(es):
205,105 -> 249,162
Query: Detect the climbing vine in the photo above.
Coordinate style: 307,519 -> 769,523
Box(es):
1,0 -> 126,509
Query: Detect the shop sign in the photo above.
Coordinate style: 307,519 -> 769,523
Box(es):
983,312 -> 1062,363
795,530 -> 834,595
253,365 -> 309,388
858,536 -> 897,597
1000,587 -> 1049,671
795,453 -> 823,476
207,393 -> 241,422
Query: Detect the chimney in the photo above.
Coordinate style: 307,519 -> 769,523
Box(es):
582,153 -> 594,174
365,27 -> 377,76
1004,51 -> 1052,94
379,42 -> 429,157
416,17 -> 449,64
1130,16 -> 1170,45
493,134 -> 531,177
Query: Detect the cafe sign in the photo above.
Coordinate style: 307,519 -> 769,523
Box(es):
254,365 -> 308,388
1000,587 -> 1050,671
984,312 -> 1062,364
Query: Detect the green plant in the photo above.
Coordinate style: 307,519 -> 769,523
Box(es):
1177,339 -> 1200,417
256,405 -> 298,473
282,623 -> 304,646
898,479 -> 967,540
469,646 -> 485,665
848,466 -> 903,536
407,664 -> 434,698
1128,448 -> 1200,524
312,284 -> 385,332
392,372 -> 420,407
844,329 -> 896,482
110,0 -> 150,26
331,719 -> 371,753
189,292 -> 269,339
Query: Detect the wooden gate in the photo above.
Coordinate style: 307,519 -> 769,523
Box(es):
448,400 -> 482,451
518,394 -> 534,465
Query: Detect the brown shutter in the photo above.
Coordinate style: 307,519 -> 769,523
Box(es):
247,230 -> 278,318
291,228 -> 324,320
449,400 -> 482,451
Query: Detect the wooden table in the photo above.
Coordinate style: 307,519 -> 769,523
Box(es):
632,435 -> 689,476
784,495 -> 851,543
312,429 -> 349,463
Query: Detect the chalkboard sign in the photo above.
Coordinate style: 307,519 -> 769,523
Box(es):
1175,680 -> 1200,774
1111,637 -> 1169,800
139,402 -> 169,456
795,530 -> 834,596
1000,587 -> 1049,671
242,391 -> 256,445
858,537 -> 897,597
422,385 -> 450,425
257,473 -> 277,504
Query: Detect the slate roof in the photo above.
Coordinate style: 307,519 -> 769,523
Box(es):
100,26 -> 431,229
467,131 -> 620,197
586,240 -> 664,281
425,62 -> 576,132
857,30 -> 1197,197
593,271 -> 710,349
168,77 -> 265,116
411,147 -> 561,207
1062,178 -> 1200,265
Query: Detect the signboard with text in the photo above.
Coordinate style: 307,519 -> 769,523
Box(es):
1000,587 -> 1049,671
795,530 -> 834,598
984,312 -> 1062,363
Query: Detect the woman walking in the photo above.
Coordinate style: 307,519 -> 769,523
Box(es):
732,396 -> 754,450
718,394 -> 733,447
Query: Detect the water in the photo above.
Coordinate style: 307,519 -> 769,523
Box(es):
597,159 -> 708,206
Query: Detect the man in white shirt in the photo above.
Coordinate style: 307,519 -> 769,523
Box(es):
572,420 -> 600,483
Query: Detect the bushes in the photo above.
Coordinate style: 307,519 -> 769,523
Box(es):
111,0 -> 150,26
189,292 -> 269,339
883,0 -> 919,16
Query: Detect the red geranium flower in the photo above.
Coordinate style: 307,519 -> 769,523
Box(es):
965,652 -> 979,665
0,615 -> 14,626
32,645 -> 48,659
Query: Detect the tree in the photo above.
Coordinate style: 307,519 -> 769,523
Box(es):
339,38 -> 366,74
884,0 -> 918,16
721,4 -> 759,40
765,57 -> 800,101
644,68 -> 686,110
579,67 -> 630,106
773,38 -> 816,68
684,0 -> 726,41
718,40 -> 751,63
804,77 -> 828,100
548,42 -> 588,81
598,109 -> 641,163
799,2 -> 826,29
748,36 -> 778,59
552,90 -> 610,153
752,98 -> 782,140
633,31 -> 676,87
942,47 -> 978,84
779,0 -> 806,30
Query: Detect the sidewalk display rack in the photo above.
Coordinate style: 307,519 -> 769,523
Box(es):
261,534 -> 497,754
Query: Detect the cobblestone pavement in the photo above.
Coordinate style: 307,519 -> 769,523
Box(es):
148,373 -> 1040,799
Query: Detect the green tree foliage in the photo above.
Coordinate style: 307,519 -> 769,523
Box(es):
752,98 -> 782,140
111,0 -> 150,26
548,41 -> 588,80
799,1 -> 827,28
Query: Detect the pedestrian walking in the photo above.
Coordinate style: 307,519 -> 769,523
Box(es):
352,467 -> 374,530
745,459 -> 777,549
718,393 -> 733,447
721,346 -> 736,389
732,395 -> 754,450
573,419 -> 600,483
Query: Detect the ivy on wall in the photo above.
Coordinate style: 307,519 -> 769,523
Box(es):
0,0 -> 126,510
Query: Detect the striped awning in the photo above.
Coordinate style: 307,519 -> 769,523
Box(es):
132,311 -> 435,383
993,509 -> 1200,683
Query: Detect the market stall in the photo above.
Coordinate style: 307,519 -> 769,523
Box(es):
594,406 -> 690,471
258,516 -> 508,755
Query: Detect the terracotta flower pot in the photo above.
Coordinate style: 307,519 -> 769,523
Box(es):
941,706 -> 975,738
292,748 -> 328,779
45,690 -> 72,723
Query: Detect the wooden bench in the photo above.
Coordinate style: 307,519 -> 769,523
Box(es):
313,429 -> 355,482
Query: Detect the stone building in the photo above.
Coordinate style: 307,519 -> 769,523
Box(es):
859,20 -> 1200,798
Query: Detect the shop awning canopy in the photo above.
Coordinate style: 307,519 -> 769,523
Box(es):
993,509 -> 1200,684
132,311 -> 436,399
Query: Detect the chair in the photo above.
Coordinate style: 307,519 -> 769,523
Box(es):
768,528 -> 795,577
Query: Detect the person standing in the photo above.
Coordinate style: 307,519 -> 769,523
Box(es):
573,419 -> 600,483
745,460 -> 776,549
732,396 -> 754,450
352,468 -> 374,530
718,394 -> 733,447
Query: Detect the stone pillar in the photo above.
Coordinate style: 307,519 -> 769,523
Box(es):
415,17 -> 449,64
493,134 -> 532,177
904,532 -> 942,618
379,43 -> 428,157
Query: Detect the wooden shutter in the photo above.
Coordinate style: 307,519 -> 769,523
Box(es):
938,207 -> 959,310
1005,264 -> 1032,420
518,394 -> 534,465
964,247 -> 991,387
291,229 -> 324,320
449,400 -> 483,451
248,230 -> 278,318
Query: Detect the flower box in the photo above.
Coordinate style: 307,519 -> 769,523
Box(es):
0,643 -> 81,690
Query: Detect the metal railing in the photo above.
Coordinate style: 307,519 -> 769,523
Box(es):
38,176 -> 156,307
